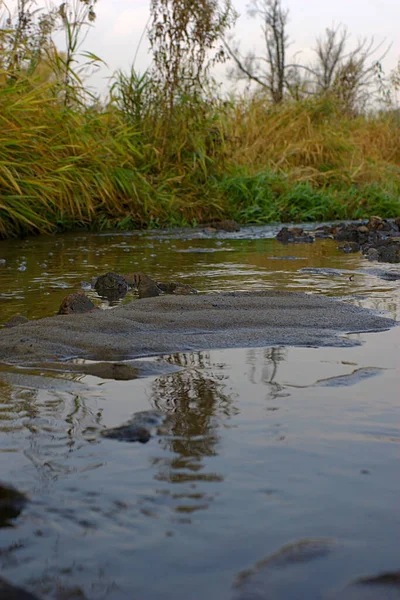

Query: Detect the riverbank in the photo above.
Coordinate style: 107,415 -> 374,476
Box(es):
1,84 -> 400,239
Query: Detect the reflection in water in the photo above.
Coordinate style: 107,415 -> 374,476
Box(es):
0,339 -> 397,599
247,347 -> 288,399
151,352 -> 237,475
0,382 -> 102,485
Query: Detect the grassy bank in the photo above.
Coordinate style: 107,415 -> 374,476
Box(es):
1,78 -> 400,239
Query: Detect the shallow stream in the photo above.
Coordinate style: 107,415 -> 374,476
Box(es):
0,225 -> 399,600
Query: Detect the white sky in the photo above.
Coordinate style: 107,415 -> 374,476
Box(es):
83,0 -> 399,93
8,0 -> 400,91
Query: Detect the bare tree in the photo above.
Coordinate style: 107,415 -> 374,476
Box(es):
224,0 -> 291,103
310,26 -> 390,113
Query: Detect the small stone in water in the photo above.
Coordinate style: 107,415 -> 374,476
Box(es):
101,424 -> 151,443
58,292 -> 98,315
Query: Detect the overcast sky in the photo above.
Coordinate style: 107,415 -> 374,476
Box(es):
56,0 -> 400,92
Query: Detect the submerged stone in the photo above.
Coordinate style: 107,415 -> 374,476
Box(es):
0,483 -> 28,527
58,292 -> 98,315
2,315 -> 29,328
101,424 -> 151,443
0,578 -> 39,599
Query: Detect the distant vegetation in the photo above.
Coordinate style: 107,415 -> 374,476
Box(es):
0,0 -> 399,239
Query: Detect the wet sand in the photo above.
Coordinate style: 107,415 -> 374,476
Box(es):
0,291 -> 396,366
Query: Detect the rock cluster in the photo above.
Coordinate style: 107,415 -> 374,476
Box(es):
334,216 -> 400,263
55,272 -> 198,316
276,227 -> 314,243
276,216 -> 400,263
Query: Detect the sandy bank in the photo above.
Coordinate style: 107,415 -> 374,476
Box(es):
0,292 -> 396,369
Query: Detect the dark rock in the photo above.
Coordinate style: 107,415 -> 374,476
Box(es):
58,292 -> 98,315
0,578 -> 39,599
210,220 -> 240,232
101,424 -> 151,443
2,315 -> 29,328
94,272 -> 128,301
0,483 -> 28,527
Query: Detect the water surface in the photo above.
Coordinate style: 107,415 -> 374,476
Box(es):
0,226 -> 399,599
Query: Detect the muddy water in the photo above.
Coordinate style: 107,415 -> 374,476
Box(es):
0,226 -> 399,600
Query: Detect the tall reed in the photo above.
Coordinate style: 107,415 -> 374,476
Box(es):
1,75 -> 399,239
